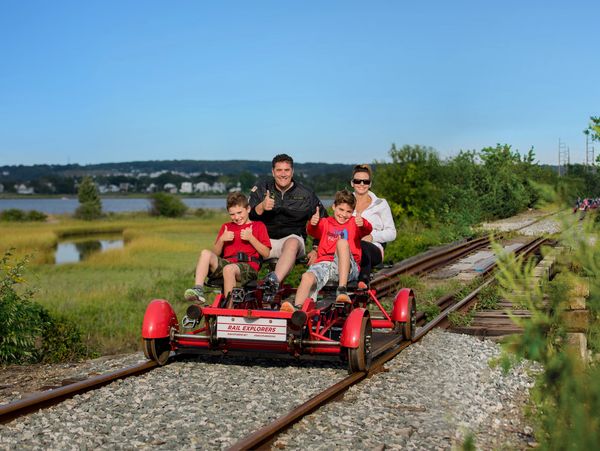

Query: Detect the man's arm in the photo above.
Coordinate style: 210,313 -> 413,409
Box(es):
249,181 -> 275,218
249,182 -> 266,219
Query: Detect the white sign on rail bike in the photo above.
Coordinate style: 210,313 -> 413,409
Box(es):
216,316 -> 287,342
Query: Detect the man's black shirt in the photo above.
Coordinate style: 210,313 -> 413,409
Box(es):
249,178 -> 327,240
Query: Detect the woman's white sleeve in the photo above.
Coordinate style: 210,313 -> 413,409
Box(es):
370,199 -> 397,244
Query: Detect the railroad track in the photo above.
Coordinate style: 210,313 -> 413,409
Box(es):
226,235 -> 548,450
0,232 -> 550,446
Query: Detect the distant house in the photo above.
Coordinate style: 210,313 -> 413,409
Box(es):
212,182 -> 226,193
0,183 -> 3,193
228,182 -> 242,193
99,184 -> 120,194
119,183 -> 131,192
180,182 -> 193,194
146,183 -> 157,193
194,182 -> 211,193
15,184 -> 34,194
163,183 -> 178,193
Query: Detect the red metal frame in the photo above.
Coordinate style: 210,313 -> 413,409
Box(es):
141,281 -> 415,367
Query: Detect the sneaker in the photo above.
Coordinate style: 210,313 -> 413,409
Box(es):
263,272 -> 280,294
336,286 -> 351,304
357,281 -> 368,290
280,301 -> 296,313
184,287 -> 206,304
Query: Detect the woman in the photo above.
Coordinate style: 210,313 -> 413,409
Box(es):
351,164 -> 396,285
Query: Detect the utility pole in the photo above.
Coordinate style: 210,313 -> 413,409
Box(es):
585,130 -> 595,172
558,138 -> 569,176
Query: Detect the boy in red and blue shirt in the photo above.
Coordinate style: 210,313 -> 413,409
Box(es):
281,189 -> 372,311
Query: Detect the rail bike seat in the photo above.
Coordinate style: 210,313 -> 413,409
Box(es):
205,276 -> 258,291
321,280 -> 360,293
263,256 -> 307,272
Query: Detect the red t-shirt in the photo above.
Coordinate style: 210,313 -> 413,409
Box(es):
215,221 -> 271,271
307,217 -> 372,266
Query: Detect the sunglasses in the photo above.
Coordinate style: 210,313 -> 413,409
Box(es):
352,179 -> 371,185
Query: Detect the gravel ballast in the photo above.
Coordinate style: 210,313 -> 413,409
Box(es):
0,331 -> 537,450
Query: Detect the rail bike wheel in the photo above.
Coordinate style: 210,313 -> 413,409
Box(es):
143,338 -> 171,365
400,296 -> 417,341
347,317 -> 372,373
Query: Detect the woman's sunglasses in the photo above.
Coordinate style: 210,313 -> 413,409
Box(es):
352,179 -> 371,185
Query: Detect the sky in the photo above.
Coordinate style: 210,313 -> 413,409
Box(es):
0,0 -> 598,167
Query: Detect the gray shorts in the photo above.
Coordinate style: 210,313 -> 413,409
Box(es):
306,255 -> 359,300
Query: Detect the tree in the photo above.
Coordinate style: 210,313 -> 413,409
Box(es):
587,116 -> 600,141
478,144 -> 529,218
376,144 -> 443,223
75,176 -> 102,220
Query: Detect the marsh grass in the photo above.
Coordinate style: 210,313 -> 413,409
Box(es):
3,213 -> 228,354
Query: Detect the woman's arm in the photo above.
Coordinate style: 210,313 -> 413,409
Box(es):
370,199 -> 397,244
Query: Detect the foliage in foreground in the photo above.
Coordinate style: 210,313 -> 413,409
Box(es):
494,214 -> 600,450
0,250 -> 93,363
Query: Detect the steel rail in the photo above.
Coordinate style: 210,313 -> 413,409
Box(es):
0,233 -> 550,432
370,209 -> 559,298
228,236 -> 550,450
0,360 -> 157,424
370,236 -> 492,297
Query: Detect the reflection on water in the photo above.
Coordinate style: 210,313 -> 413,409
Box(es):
55,235 -> 124,264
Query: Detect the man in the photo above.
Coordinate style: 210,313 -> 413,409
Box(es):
249,154 -> 326,294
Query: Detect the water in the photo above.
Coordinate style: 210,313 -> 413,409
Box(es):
0,197 -> 227,214
0,196 -> 333,214
55,235 -> 124,264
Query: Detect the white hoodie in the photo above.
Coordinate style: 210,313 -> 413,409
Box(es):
353,191 -> 396,255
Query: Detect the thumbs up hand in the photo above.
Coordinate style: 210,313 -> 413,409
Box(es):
263,190 -> 275,211
221,225 -> 235,242
355,211 -> 363,227
310,207 -> 320,226
240,225 -> 253,241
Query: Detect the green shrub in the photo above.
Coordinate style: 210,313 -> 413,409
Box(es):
1,209 -> 26,221
26,210 -> 48,221
0,252 -> 43,363
150,192 -> 187,217
1,209 -> 48,222
0,250 -> 93,364
74,202 -> 103,220
38,310 -> 94,363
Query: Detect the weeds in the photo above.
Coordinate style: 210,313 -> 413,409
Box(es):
495,213 -> 600,449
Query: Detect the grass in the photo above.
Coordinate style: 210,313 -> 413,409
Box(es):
4,212 -> 228,354
1,209 -> 510,356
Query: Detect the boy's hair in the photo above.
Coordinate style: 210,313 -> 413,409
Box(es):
272,154 -> 294,168
334,189 -> 356,209
226,191 -> 249,210
352,163 -> 372,179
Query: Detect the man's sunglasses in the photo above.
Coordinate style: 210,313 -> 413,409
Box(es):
352,179 -> 371,185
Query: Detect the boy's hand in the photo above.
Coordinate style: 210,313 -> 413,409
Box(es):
310,207 -> 320,226
263,190 -> 275,211
355,211 -> 363,227
240,225 -> 253,241
221,226 -> 235,242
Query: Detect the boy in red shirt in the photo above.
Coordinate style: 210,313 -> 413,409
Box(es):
184,192 -> 271,305
281,190 -> 372,311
